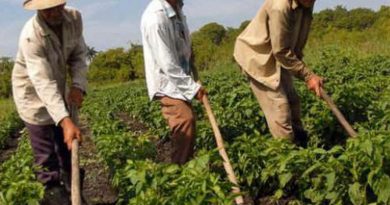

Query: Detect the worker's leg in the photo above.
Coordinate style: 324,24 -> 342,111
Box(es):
249,76 -> 294,141
281,70 -> 309,147
24,122 -> 71,205
159,96 -> 196,165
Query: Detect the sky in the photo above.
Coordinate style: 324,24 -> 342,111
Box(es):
0,0 -> 389,57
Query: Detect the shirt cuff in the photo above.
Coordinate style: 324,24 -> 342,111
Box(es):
183,82 -> 201,101
53,111 -> 70,126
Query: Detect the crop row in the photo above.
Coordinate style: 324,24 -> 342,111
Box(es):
82,50 -> 390,204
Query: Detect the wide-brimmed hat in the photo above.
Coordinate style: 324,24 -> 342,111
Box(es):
23,0 -> 66,10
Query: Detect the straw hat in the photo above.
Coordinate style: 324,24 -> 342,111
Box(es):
23,0 -> 66,10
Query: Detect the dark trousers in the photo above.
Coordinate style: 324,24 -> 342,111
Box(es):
24,122 -> 71,185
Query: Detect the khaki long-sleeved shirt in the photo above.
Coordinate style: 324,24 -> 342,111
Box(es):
234,0 -> 314,90
12,8 -> 87,126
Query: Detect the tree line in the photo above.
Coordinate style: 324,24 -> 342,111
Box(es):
1,6 -> 389,98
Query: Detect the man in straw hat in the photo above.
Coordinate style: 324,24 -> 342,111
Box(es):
234,0 -> 324,147
12,0 -> 87,203
141,0 -> 207,165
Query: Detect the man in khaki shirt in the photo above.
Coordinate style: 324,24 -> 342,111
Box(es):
234,0 -> 323,145
12,0 -> 87,203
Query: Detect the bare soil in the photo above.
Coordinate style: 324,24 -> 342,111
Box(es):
79,118 -> 118,205
0,130 -> 22,164
257,196 -> 296,205
116,112 -> 173,163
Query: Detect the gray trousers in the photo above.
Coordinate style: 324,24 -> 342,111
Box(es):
24,122 -> 71,186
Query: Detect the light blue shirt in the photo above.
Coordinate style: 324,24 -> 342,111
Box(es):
141,0 -> 200,101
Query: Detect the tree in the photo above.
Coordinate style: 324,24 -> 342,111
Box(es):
193,23 -> 226,45
88,45 -> 144,82
86,46 -> 98,62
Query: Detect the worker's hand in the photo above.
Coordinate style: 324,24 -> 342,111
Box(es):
195,86 -> 207,103
60,117 -> 82,150
67,87 -> 84,108
306,74 -> 324,97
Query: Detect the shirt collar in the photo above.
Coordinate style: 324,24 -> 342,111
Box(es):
292,0 -> 299,10
159,0 -> 177,18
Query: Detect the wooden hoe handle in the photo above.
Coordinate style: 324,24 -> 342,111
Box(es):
202,95 -> 244,205
70,105 -> 81,205
320,89 -> 358,138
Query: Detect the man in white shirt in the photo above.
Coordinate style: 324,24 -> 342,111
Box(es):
12,0 -> 87,203
141,0 -> 206,164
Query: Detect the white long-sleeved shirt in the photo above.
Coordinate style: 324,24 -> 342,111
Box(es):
141,0 -> 200,101
12,8 -> 88,125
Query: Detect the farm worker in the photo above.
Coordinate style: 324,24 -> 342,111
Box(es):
141,0 -> 207,164
234,0 -> 324,146
12,0 -> 87,203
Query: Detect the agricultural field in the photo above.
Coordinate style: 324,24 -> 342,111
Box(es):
80,48 -> 390,204
0,6 -> 389,205
1,47 -> 390,205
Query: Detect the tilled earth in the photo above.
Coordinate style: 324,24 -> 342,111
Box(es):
116,112 -> 173,164
0,130 -> 22,164
79,119 -> 118,205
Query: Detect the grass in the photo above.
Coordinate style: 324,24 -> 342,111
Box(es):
0,98 -> 15,121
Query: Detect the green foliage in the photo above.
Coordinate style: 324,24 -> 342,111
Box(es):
85,6 -> 390,85
193,23 -> 227,45
88,45 -> 144,82
0,110 -> 23,149
112,152 -> 233,205
0,57 -> 13,98
1,6 -> 390,205
0,130 -> 44,205
312,6 -> 379,31
81,48 -> 390,204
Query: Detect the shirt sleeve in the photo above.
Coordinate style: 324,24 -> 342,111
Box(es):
67,14 -> 88,92
146,20 -> 200,100
22,38 -> 69,125
269,6 -> 314,81
190,47 -> 200,82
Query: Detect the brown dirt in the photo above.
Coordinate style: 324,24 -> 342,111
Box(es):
0,130 -> 22,164
155,138 -> 174,163
116,112 -> 148,134
257,196 -> 296,205
79,118 -> 118,205
243,196 -> 255,205
116,112 -> 173,163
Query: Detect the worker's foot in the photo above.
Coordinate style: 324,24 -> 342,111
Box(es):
41,183 -> 71,205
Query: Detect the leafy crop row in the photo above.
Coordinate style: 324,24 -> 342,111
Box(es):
0,130 -> 44,204
0,48 -> 388,204
82,50 -> 390,204
0,112 -> 23,149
